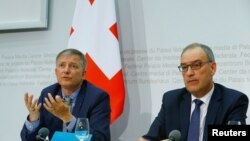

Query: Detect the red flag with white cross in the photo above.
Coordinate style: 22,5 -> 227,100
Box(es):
68,0 -> 125,124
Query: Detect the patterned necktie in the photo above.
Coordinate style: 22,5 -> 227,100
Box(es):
187,99 -> 203,141
64,97 -> 73,112
62,97 -> 73,132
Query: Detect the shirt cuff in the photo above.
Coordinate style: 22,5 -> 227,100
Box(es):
66,116 -> 76,132
25,117 -> 40,133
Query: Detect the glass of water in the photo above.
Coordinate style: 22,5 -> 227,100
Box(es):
75,118 -> 89,141
227,120 -> 241,125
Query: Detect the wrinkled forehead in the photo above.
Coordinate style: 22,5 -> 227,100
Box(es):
180,47 -> 208,63
57,54 -> 81,63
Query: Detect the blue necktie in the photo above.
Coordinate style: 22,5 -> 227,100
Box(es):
187,99 -> 203,141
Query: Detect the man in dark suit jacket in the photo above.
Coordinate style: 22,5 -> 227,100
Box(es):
21,48 -> 111,141
138,43 -> 249,141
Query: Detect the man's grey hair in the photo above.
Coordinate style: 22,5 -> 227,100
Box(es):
181,43 -> 215,61
56,48 -> 87,69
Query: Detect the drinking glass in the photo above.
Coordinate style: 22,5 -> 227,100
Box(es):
75,118 -> 89,141
227,120 -> 241,125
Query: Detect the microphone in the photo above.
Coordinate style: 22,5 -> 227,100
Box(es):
168,129 -> 181,141
36,127 -> 49,141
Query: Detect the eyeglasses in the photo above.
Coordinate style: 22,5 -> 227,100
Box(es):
178,61 -> 211,72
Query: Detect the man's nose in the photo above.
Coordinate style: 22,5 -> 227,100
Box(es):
186,66 -> 195,75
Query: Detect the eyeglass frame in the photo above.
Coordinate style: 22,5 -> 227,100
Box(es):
178,60 -> 212,72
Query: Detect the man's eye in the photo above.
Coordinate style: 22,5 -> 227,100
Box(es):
182,66 -> 188,69
59,64 -> 65,68
192,63 -> 201,67
72,65 -> 78,69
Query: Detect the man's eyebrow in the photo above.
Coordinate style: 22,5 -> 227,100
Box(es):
180,60 -> 202,65
69,62 -> 79,65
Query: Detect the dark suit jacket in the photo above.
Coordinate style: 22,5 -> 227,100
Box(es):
21,80 -> 111,141
143,83 -> 249,141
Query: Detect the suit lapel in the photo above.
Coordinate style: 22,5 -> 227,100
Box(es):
203,84 -> 222,141
72,81 -> 87,117
179,92 -> 192,140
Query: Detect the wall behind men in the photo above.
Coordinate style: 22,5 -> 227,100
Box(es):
0,0 -> 76,140
0,0 -> 250,141
114,1 -> 250,140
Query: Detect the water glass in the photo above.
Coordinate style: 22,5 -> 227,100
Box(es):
227,120 -> 241,125
75,118 -> 89,141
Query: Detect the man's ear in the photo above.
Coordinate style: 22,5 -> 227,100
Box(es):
82,70 -> 86,80
210,62 -> 217,75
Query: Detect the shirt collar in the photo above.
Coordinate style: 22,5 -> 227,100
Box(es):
191,84 -> 214,105
62,87 -> 81,102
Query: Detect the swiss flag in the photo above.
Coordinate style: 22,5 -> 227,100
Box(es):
68,0 -> 125,123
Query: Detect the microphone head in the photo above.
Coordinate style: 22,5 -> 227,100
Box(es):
168,130 -> 181,141
37,127 -> 49,139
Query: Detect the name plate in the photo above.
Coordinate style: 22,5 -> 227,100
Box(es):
51,131 -> 92,141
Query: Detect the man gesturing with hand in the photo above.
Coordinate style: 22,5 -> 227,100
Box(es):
21,48 -> 111,141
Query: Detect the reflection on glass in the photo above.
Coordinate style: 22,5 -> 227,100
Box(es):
227,120 -> 241,125
75,118 -> 89,141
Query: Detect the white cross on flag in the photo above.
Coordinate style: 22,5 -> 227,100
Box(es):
68,0 -> 125,123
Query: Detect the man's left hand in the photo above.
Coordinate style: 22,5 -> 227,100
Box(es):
43,93 -> 73,123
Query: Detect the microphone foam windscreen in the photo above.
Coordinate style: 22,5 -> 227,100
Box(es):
169,130 -> 181,141
38,127 -> 49,137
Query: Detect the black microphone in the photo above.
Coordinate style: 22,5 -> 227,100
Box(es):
168,129 -> 181,141
36,127 -> 49,141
